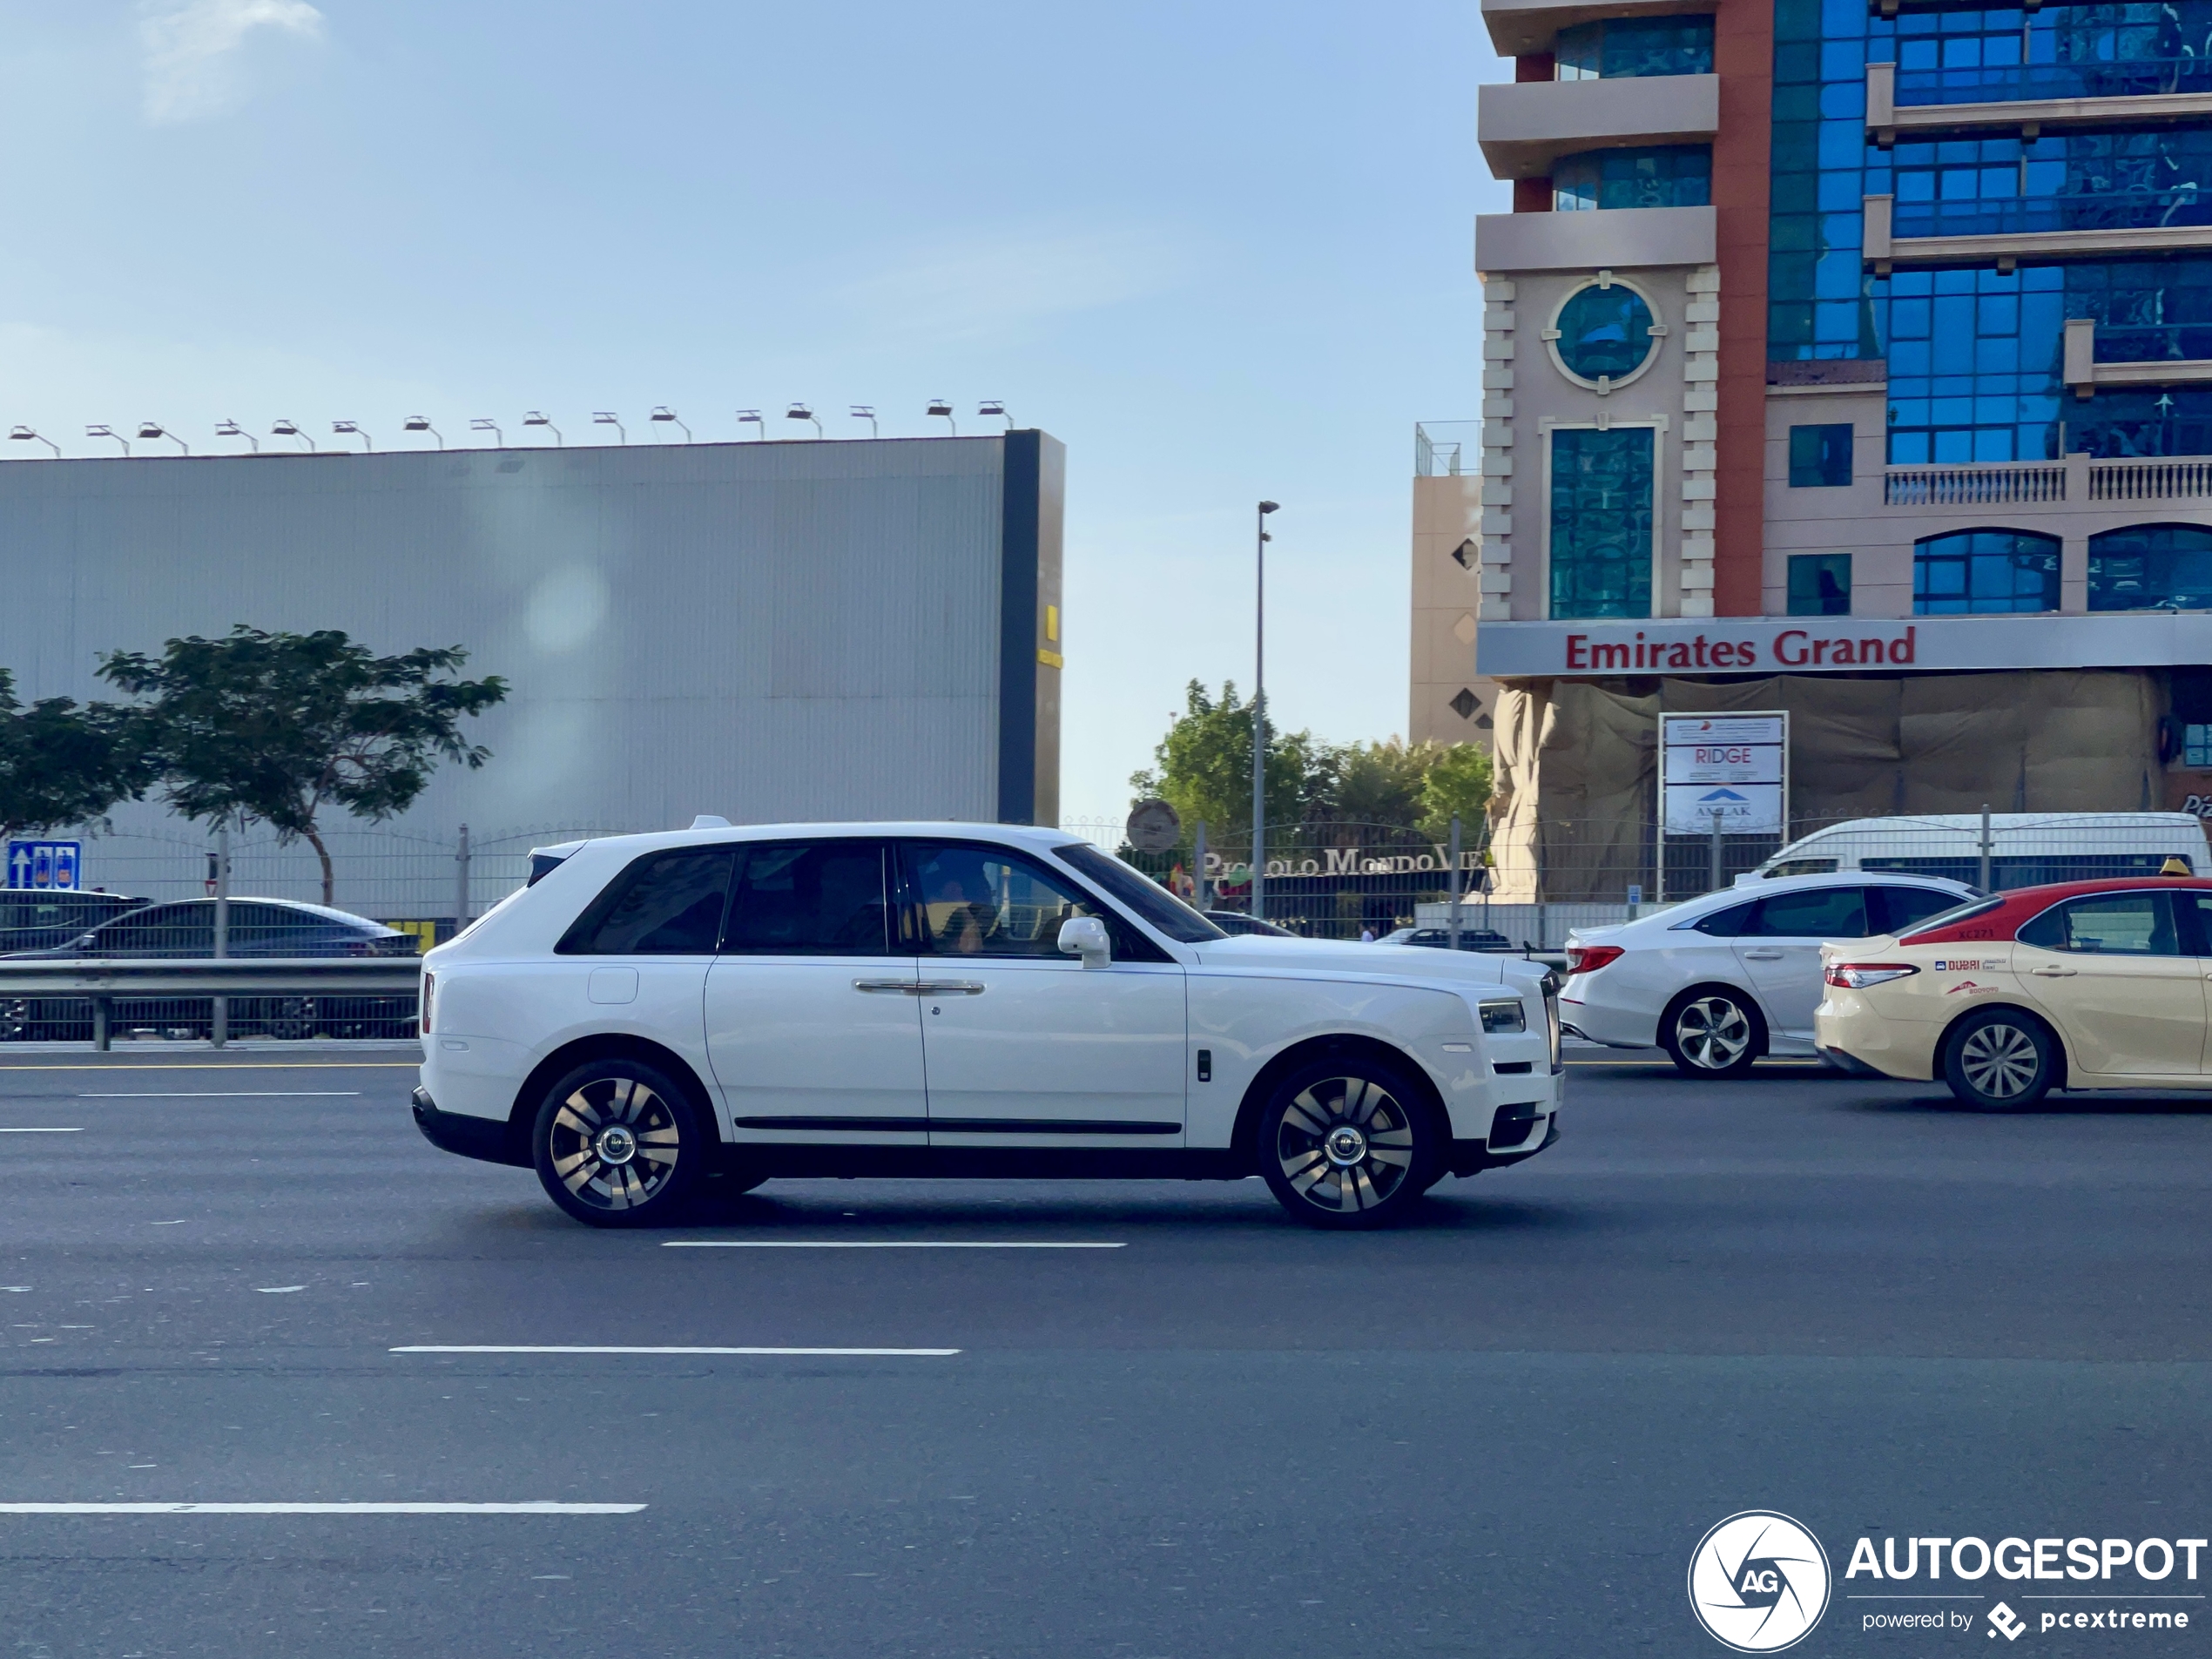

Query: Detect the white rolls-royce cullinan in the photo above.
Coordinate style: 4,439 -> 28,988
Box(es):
410,822 -> 1562,1229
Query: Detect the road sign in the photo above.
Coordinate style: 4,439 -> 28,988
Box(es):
6,840 -> 81,891
1125,799 -> 1183,853
1661,713 -> 1786,835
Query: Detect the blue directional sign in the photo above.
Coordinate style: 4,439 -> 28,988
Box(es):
6,840 -> 81,891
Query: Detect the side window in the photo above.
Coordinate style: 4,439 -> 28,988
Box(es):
2018,892 -> 2176,955
104,904 -> 209,954
902,842 -> 1163,961
559,848 -> 738,955
1743,886 -> 1868,939
226,903 -> 297,951
722,842 -> 893,956
1690,900 -> 1759,937
1872,885 -> 1960,936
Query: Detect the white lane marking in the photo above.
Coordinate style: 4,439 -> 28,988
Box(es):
0,1129 -> 82,1134
255,1286 -> 306,1294
390,1345 -> 961,1356
0,1502 -> 644,1514
75,1092 -> 363,1099
662,1241 -> 1125,1250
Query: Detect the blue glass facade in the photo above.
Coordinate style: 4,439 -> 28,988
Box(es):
1554,14 -> 1714,78
1894,3 -> 2212,104
1554,145 -> 1712,211
1549,428 -> 1656,619
1913,529 -> 2062,613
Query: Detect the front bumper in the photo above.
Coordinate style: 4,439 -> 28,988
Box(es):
411,1084 -> 529,1168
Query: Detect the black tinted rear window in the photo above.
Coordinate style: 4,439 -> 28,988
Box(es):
723,842 -> 893,955
559,849 -> 736,954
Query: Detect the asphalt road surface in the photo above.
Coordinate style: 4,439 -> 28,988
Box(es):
2,1044 -> 2209,1657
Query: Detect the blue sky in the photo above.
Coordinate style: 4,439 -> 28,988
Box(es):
0,1 -> 1510,830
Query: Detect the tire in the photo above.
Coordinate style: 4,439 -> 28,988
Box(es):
1661,987 -> 1765,1078
1256,1054 -> 1445,1230
268,996 -> 318,1042
1941,1008 -> 2056,1111
531,1056 -> 708,1228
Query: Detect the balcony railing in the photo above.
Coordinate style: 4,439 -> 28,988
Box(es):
1885,461 -> 2067,506
1415,421 -> 1482,479
1891,191 -> 2210,239
2089,455 -> 2212,501
1896,58 -> 2212,106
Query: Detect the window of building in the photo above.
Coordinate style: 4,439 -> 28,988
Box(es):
1788,554 -> 1852,616
1550,281 -> 1659,386
1788,424 -> 1853,487
2187,724 -> 2212,767
2087,523 -> 2212,612
1554,14 -> 1713,78
1912,529 -> 2060,614
1889,128 -> 2212,241
1548,427 -> 1654,619
1893,3 -> 2212,106
1553,145 -> 1711,212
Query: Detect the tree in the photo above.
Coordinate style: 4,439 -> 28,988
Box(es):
1323,738 -> 1433,831
0,670 -> 150,845
1416,742 -> 1493,843
99,627 -> 508,906
1127,680 -> 1327,847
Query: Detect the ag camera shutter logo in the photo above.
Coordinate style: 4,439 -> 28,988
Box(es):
1689,1511 -> 1831,1652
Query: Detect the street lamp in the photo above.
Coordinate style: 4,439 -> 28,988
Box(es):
737,409 -> 765,440
10,426 -> 58,457
592,411 -> 624,444
469,417 -> 501,446
331,420 -> 371,452
86,424 -> 130,455
403,415 -> 442,449
523,411 -> 562,446
1251,500 -> 1280,921
137,421 -> 187,455
927,399 -> 957,435
215,419 -> 259,453
786,401 -> 821,437
850,405 -> 877,437
649,406 -> 690,442
272,419 -> 314,451
979,399 -> 1011,430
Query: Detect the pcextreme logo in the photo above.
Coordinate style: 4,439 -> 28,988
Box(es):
1689,1511 -> 1832,1652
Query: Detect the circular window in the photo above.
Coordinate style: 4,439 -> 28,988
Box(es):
1548,281 -> 1659,389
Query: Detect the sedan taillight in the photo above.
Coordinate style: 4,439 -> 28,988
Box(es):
1566,944 -> 1624,976
1825,962 -> 1919,989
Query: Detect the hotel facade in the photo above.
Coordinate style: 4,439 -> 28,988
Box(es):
1409,0 -> 2212,894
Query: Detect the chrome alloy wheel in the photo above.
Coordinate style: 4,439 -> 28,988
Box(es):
1958,1021 -> 2040,1100
546,1076 -> 683,1212
1674,995 -> 1752,1070
1275,1076 -> 1416,1216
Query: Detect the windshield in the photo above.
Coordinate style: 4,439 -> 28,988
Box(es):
1052,843 -> 1226,943
1897,894 -> 2005,941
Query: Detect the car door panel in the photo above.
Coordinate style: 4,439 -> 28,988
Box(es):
2013,890 -> 2203,1076
1730,886 -> 1872,1040
901,840 -> 1186,1147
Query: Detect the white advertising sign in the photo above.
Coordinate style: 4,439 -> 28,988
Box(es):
1665,785 -> 1784,835
1662,712 -> 1786,835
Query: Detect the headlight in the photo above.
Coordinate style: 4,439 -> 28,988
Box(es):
1824,962 -> 1919,989
1479,997 -> 1527,1034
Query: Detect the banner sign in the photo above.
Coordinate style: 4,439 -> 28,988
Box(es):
1662,713 -> 1786,836
5,840 -> 81,891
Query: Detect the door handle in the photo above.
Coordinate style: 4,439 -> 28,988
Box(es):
853,979 -> 922,995
916,981 -> 986,996
1742,949 -> 1785,961
2029,966 -> 2077,977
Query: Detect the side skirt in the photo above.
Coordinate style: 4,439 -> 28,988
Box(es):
713,1144 -> 1251,1182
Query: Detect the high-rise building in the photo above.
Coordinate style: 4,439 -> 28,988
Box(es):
1413,0 -> 2212,894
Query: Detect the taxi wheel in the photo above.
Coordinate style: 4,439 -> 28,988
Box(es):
1941,1008 -> 2056,1111
1257,1055 -> 1445,1230
1661,988 -> 1765,1078
531,1057 -> 707,1228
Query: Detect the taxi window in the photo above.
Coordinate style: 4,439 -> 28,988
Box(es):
1741,886 -> 1868,939
2016,892 -> 2177,956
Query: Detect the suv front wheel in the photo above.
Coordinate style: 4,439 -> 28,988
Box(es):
531,1056 -> 706,1227
1256,1055 -> 1444,1230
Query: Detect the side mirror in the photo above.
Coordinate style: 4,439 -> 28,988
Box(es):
1057,915 -> 1111,968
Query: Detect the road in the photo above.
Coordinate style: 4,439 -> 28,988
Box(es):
1,1044 -> 2209,1656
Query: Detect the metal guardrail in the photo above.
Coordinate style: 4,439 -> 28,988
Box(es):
0,958 -> 421,1050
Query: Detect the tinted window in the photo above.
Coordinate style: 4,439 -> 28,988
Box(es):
1052,842 -> 1224,943
903,842 -> 1165,961
2185,893 -> 2212,954
723,842 -> 891,956
97,903 -> 212,956
560,849 -> 737,955
1689,900 -> 1758,937
1871,885 -> 1961,935
2018,891 -> 2177,955
1738,886 -> 1869,939
227,903 -> 307,953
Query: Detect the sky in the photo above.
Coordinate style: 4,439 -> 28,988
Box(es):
0,1 -> 1512,833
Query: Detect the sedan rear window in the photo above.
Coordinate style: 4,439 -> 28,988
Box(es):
1052,843 -> 1226,943
558,849 -> 736,954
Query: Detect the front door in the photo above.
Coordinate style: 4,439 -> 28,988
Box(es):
1731,885 -> 1874,1041
704,840 -> 927,1143
2013,889 -> 2205,1076
900,840 -> 1186,1146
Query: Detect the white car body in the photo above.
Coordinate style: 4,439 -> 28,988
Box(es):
1561,871 -> 1975,1055
413,822 -> 1562,1190
1751,812 -> 2209,882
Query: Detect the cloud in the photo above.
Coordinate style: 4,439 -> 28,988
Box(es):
138,0 -> 324,125
834,224 -> 1191,345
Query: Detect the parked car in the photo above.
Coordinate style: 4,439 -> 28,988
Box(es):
1750,812 -> 2209,889
1817,873 -> 2212,1109
0,890 -> 148,954
1561,871 -> 1975,1076
1393,927 -> 1518,953
412,822 -> 1562,1229
1203,909 -> 1299,938
0,898 -> 418,1042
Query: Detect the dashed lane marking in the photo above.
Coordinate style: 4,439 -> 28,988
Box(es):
0,1502 -> 644,1514
392,1345 -> 961,1356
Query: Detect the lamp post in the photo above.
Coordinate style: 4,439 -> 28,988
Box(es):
86,424 -> 130,456
403,415 -> 443,449
737,409 -> 764,440
523,411 -> 561,446
927,399 -> 957,436
273,419 -> 313,451
137,421 -> 187,455
979,400 -> 1011,430
331,420 -> 371,452
215,419 -> 259,452
469,417 -> 501,446
786,402 -> 821,437
649,407 -> 690,442
850,405 -> 877,437
1250,499 -> 1279,921
10,426 -> 59,457
592,412 -> 624,444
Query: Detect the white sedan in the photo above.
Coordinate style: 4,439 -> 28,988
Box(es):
1560,871 -> 1973,1076
412,822 -> 1562,1229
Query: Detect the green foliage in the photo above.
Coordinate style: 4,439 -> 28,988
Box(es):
1127,680 -> 1318,844
99,627 -> 508,903
1418,741 -> 1494,843
0,670 -> 151,843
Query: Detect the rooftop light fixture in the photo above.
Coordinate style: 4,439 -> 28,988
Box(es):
10,425 -> 59,457
979,400 -> 1011,430
592,411 -> 624,444
649,406 -> 691,442
86,423 -> 130,456
402,415 -> 442,449
737,408 -> 764,439
850,405 -> 877,438
272,419 -> 314,451
469,417 -> 502,446
331,420 -> 371,452
927,399 -> 956,436
137,421 -> 188,455
786,401 -> 822,437
215,419 -> 259,453
523,411 -> 562,446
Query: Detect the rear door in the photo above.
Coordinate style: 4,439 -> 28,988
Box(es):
1730,885 -> 1872,1040
2013,890 -> 2203,1075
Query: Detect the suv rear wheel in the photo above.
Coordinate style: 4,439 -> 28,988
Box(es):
532,1056 -> 706,1227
